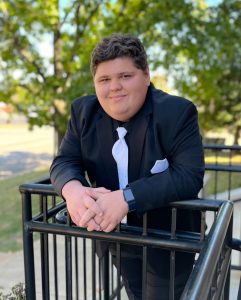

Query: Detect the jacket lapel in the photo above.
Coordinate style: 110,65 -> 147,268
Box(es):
128,90 -> 152,183
128,116 -> 149,182
96,111 -> 119,190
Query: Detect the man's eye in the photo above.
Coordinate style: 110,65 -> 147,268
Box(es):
122,74 -> 132,79
100,78 -> 110,82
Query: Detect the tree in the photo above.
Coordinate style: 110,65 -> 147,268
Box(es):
0,0 -> 204,143
0,0 -> 106,145
142,0 -> 241,143
1,0 -> 240,145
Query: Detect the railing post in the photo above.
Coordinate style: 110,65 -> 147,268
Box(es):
21,188 -> 36,300
40,195 -> 50,300
224,214 -> 233,300
102,251 -> 110,300
65,235 -> 73,300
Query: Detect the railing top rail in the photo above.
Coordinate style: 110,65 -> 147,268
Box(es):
205,164 -> 241,172
21,188 -> 226,215
169,199 -> 224,211
20,181 -> 227,211
203,144 -> 241,150
19,183 -> 57,196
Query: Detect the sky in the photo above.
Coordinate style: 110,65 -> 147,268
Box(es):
205,0 -> 223,5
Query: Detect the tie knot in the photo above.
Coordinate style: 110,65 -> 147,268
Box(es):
116,127 -> 127,139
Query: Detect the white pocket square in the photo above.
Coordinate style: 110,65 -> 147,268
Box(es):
150,158 -> 169,174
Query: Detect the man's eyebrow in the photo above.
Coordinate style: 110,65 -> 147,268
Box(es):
96,75 -> 110,80
96,71 -> 135,79
114,71 -> 136,76
119,71 -> 135,75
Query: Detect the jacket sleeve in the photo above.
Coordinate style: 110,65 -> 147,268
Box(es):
129,101 -> 205,214
50,101 -> 90,196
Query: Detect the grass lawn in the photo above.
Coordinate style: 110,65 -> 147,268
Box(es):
0,169 -> 49,252
204,154 -> 241,196
203,172 -> 241,197
205,154 -> 241,165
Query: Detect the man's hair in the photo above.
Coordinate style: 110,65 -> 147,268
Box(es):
91,33 -> 148,76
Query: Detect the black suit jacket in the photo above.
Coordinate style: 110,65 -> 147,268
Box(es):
50,84 -> 204,233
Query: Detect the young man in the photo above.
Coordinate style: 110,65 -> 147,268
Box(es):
50,33 -> 204,299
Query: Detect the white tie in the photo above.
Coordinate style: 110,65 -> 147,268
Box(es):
112,127 -> 128,190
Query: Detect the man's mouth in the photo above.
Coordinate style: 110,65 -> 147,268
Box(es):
109,95 -> 126,101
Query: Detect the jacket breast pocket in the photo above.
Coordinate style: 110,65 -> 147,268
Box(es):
150,158 -> 169,174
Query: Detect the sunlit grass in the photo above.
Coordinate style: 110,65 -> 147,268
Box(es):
0,169 -> 49,252
203,172 -> 241,197
205,155 -> 241,164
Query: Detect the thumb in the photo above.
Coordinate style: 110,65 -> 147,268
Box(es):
94,187 -> 111,193
86,187 -> 111,199
85,188 -> 98,200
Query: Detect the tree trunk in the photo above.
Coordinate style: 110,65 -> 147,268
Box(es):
52,0 -> 65,152
54,125 -> 64,153
234,126 -> 241,145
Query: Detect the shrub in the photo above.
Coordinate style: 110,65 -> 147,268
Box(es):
0,283 -> 26,300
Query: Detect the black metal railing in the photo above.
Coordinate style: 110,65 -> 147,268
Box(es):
20,182 -> 235,300
203,144 -> 241,200
19,144 -> 241,299
203,144 -> 241,274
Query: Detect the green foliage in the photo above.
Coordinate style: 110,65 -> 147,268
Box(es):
144,0 -> 241,141
0,0 -> 104,140
0,0 -> 240,143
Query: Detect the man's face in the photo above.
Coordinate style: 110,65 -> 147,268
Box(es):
94,57 -> 150,122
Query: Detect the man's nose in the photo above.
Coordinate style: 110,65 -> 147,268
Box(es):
110,78 -> 122,91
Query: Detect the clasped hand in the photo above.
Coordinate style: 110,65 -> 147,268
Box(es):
62,180 -> 128,232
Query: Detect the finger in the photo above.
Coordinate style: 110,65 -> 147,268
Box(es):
86,219 -> 101,231
84,196 -> 103,216
94,214 -> 103,225
67,211 -> 79,226
79,209 -> 96,227
103,223 -> 115,233
100,220 -> 109,231
85,189 -> 100,200
71,215 -> 79,226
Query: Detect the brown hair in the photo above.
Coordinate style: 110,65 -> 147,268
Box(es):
91,33 -> 148,76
